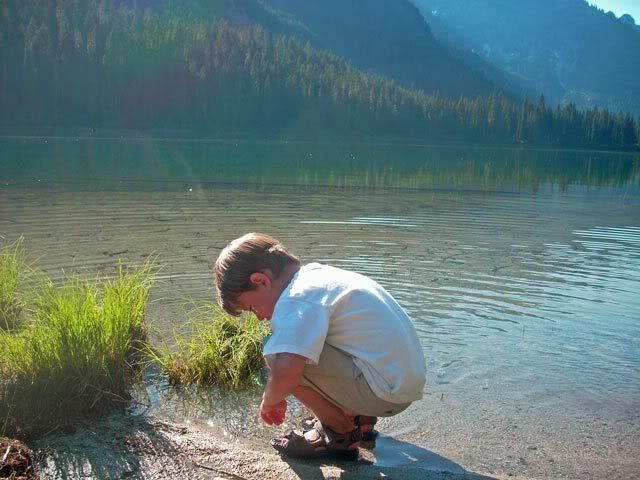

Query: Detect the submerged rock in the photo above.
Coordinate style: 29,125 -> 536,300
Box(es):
0,438 -> 33,479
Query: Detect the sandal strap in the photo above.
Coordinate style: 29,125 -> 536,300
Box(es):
317,423 -> 363,448
272,429 -> 329,455
271,425 -> 361,459
300,419 -> 363,447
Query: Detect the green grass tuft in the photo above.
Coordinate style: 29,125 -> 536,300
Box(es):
0,238 -> 28,331
154,303 -> 269,389
0,261 -> 156,438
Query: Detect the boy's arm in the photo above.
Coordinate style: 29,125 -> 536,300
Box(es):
260,353 -> 306,425
263,352 -> 306,405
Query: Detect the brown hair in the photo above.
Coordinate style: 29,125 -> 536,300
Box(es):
214,233 -> 301,316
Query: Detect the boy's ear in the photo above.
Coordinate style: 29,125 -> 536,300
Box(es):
249,271 -> 272,287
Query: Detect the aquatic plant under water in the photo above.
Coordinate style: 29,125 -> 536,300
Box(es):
153,303 -> 269,389
0,262 -> 156,438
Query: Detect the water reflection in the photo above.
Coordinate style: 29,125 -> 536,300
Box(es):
1,138 -> 638,191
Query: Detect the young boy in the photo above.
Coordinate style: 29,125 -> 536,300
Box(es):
214,233 -> 426,459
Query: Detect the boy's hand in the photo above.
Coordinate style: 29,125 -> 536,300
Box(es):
260,398 -> 287,425
259,353 -> 304,425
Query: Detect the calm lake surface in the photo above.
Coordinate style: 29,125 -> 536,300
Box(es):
1,138 -> 639,478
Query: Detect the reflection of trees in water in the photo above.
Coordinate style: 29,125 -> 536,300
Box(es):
314,147 -> 640,191
1,139 -> 638,191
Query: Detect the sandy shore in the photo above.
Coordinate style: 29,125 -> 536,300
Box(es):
32,415 -> 499,480
25,398 -> 640,480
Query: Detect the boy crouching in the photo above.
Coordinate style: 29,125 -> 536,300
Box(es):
214,233 -> 426,459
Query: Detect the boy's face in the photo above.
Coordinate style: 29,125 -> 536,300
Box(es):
236,270 -> 279,320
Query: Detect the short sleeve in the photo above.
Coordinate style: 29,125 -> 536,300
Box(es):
263,300 -> 330,364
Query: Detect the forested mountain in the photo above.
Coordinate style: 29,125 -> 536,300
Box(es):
1,0 -> 638,148
124,0 -> 500,98
413,0 -> 640,116
252,0 -> 498,98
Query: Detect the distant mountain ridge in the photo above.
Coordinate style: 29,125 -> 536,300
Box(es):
413,0 -> 640,116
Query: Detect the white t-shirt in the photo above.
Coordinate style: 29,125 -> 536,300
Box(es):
263,263 -> 426,404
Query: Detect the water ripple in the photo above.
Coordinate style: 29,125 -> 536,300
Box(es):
1,175 -> 639,419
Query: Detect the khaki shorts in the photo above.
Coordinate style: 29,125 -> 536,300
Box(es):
298,344 -> 411,417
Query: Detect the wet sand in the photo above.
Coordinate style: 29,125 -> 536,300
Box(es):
31,414 -> 498,480
30,397 -> 639,480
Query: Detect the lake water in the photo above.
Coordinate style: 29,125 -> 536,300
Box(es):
1,138 -> 639,479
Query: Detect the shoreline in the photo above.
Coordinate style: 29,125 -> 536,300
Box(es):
25,390 -> 640,480
30,414 -> 502,480
0,133 -> 638,155
7,396 -> 640,480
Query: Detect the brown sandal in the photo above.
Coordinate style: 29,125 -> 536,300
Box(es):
301,415 -> 378,441
270,423 -> 362,460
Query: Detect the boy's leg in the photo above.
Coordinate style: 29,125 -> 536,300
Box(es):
298,344 -> 411,419
271,345 -> 409,455
272,385 -> 360,452
292,385 -> 355,434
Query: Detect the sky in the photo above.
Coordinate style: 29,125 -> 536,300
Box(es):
589,0 -> 640,20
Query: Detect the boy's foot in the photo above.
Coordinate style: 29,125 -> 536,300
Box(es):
300,415 -> 378,442
271,423 -> 361,460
